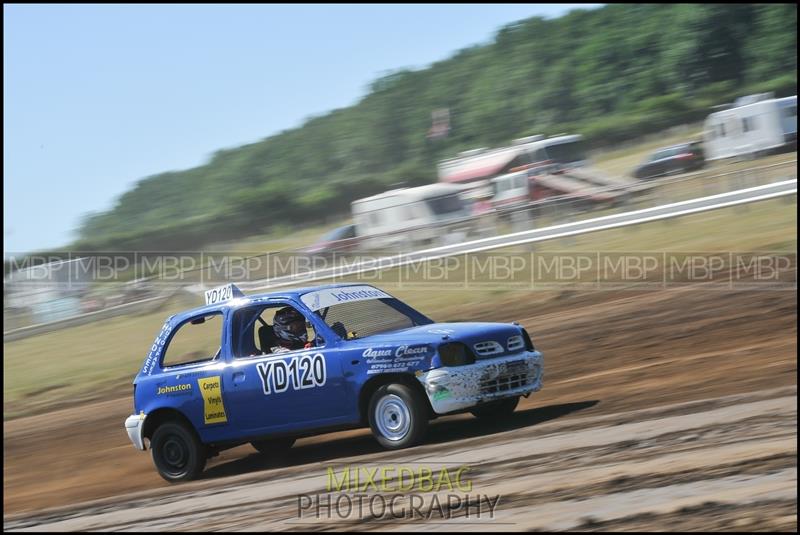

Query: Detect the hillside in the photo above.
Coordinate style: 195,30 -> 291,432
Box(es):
73,4 -> 796,252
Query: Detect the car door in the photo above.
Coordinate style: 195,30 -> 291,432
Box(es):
666,147 -> 683,174
222,302 -> 352,436
153,311 -> 231,436
651,150 -> 667,176
641,153 -> 660,178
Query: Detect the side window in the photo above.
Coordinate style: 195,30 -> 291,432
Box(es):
162,313 -> 223,367
511,154 -> 529,168
233,305 -> 318,358
260,306 -> 317,351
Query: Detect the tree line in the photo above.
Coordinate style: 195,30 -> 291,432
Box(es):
64,4 -> 798,253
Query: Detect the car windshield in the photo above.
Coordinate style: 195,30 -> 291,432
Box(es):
651,149 -> 674,161
317,299 -> 420,339
321,226 -> 354,242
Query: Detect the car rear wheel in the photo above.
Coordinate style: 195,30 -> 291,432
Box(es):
368,384 -> 428,449
251,437 -> 296,456
151,422 -> 207,482
470,396 -> 519,420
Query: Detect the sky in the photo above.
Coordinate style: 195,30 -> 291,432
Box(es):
4,4 -> 602,255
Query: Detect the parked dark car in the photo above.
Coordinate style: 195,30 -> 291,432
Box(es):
304,224 -> 360,254
632,142 -> 705,179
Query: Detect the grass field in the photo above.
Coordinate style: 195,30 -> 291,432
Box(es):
213,152 -> 796,255
3,195 -> 795,420
4,132 -> 795,419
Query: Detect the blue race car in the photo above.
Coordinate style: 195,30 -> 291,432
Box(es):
125,283 -> 544,482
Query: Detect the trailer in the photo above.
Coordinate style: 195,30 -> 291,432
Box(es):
439,134 -> 632,208
437,134 -> 586,187
703,94 -> 797,161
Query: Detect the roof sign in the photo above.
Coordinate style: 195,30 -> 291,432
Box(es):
205,283 -> 245,305
301,285 -> 392,311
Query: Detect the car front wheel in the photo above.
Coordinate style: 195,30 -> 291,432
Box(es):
151,422 -> 207,483
470,396 -> 520,420
368,383 -> 428,449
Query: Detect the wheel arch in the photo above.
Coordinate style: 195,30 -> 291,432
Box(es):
358,373 -> 433,425
142,407 -> 195,443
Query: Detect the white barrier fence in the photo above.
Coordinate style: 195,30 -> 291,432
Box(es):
4,162 -> 797,340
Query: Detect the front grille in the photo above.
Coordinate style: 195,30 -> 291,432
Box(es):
474,341 -> 504,357
480,360 -> 534,394
481,374 -> 529,394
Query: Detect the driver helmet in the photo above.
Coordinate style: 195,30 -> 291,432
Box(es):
273,307 -> 308,346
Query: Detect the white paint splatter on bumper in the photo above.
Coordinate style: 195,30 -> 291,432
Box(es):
417,351 -> 543,414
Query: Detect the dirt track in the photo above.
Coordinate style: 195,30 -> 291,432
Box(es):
3,286 -> 797,531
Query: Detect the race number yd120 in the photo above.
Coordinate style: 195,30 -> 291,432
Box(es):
256,353 -> 326,395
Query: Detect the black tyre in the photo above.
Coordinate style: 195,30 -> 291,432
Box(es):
368,383 -> 428,449
470,396 -> 519,420
251,437 -> 296,456
151,422 -> 207,483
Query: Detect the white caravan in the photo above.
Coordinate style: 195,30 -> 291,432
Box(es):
703,94 -> 797,161
351,183 -> 473,250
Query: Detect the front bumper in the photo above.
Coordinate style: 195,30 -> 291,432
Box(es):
125,413 -> 147,451
417,351 -> 543,414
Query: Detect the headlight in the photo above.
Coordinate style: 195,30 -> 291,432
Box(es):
438,342 -> 475,366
